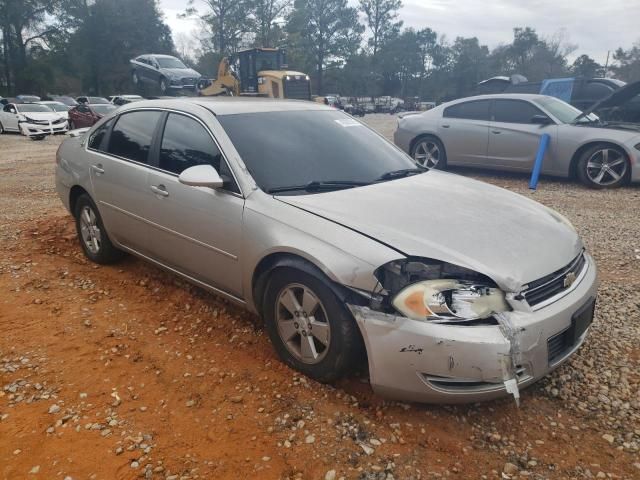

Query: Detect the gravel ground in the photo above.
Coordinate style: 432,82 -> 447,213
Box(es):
1,117 -> 639,479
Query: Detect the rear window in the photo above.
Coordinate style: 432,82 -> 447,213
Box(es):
443,100 -> 490,121
107,111 -> 162,164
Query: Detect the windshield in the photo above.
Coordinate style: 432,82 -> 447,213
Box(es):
91,104 -> 116,115
46,103 -> 69,112
255,51 -> 280,71
218,110 -> 419,194
157,57 -> 187,69
534,96 -> 598,123
17,104 -> 54,113
88,97 -> 109,104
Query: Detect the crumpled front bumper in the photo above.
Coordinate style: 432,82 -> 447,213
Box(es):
348,254 -> 598,404
20,121 -> 68,137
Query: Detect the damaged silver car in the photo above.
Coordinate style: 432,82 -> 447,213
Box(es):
55,98 -> 598,404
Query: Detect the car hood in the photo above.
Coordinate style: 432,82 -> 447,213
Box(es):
277,172 -> 583,292
162,68 -> 201,78
21,112 -> 64,121
580,79 -> 640,118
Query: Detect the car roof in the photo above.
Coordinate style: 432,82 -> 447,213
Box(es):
449,93 -> 559,104
117,97 -> 333,116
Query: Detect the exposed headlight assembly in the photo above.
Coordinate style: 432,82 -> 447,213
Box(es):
374,258 -> 509,323
392,279 -> 508,322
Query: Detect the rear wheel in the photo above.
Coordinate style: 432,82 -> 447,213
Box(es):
576,144 -> 629,189
411,136 -> 446,170
263,268 -> 362,383
0,122 -> 4,134
74,194 -> 124,264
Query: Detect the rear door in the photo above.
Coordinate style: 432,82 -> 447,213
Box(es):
486,99 -> 555,170
88,110 -> 163,254
144,112 -> 245,297
438,99 -> 491,165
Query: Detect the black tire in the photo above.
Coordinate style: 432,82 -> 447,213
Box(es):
31,135 -> 46,141
74,194 -> 124,264
263,268 -> 362,383
410,135 -> 447,170
159,77 -> 168,95
576,143 -> 629,189
68,120 -> 75,130
0,121 -> 4,134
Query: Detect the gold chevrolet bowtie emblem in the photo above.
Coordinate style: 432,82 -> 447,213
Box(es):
563,272 -> 577,288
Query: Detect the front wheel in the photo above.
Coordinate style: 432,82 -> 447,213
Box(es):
411,136 -> 446,170
159,78 -> 168,94
74,194 -> 124,264
263,268 -> 362,383
0,121 -> 4,134
576,144 -> 629,189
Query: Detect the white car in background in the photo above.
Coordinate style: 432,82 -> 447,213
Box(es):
0,102 -> 68,139
38,101 -> 71,120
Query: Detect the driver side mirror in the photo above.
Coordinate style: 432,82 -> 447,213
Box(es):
531,114 -> 553,125
178,165 -> 224,189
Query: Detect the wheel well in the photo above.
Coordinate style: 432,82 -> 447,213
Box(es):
69,185 -> 89,215
569,141 -> 629,178
409,133 -> 445,157
251,252 -> 369,373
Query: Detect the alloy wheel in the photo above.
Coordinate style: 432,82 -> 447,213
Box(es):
414,140 -> 441,169
585,148 -> 627,187
275,283 -> 331,365
79,205 -> 102,254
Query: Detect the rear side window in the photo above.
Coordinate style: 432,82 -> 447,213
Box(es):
108,111 -> 162,164
443,100 -> 490,120
493,100 -> 543,124
159,113 -> 221,174
88,118 -> 114,152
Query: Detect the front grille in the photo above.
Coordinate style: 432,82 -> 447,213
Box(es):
547,330 -> 570,363
522,252 -> 586,307
284,79 -> 311,100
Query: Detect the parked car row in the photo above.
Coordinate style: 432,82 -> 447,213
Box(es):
395,81 -> 640,189
0,101 -> 68,139
55,96 -> 600,406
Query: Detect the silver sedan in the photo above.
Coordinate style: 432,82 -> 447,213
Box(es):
394,93 -> 640,188
55,98 -> 598,404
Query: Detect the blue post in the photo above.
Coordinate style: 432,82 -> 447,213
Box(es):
529,133 -> 550,190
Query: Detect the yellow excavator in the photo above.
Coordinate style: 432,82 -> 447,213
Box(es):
199,48 -> 311,100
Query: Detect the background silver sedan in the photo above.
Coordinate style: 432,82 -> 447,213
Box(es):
55,98 -> 597,404
394,93 -> 640,188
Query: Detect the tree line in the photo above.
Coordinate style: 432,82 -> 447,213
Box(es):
1,0 -> 639,100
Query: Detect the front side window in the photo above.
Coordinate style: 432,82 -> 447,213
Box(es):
88,118 -> 114,152
492,100 -> 544,124
159,113 -> 221,174
107,110 -> 162,164
443,100 -> 491,121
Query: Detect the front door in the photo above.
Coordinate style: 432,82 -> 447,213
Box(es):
1,104 -> 20,131
88,110 -> 163,255
487,99 -> 555,170
144,112 -> 245,297
438,99 -> 490,166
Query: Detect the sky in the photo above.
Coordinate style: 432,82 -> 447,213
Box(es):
159,0 -> 640,64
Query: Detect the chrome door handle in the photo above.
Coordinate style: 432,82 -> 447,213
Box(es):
491,130 -> 501,134
442,124 -> 450,128
150,185 -> 169,197
91,164 -> 105,175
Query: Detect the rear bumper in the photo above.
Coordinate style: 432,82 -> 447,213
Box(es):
349,253 -> 598,404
